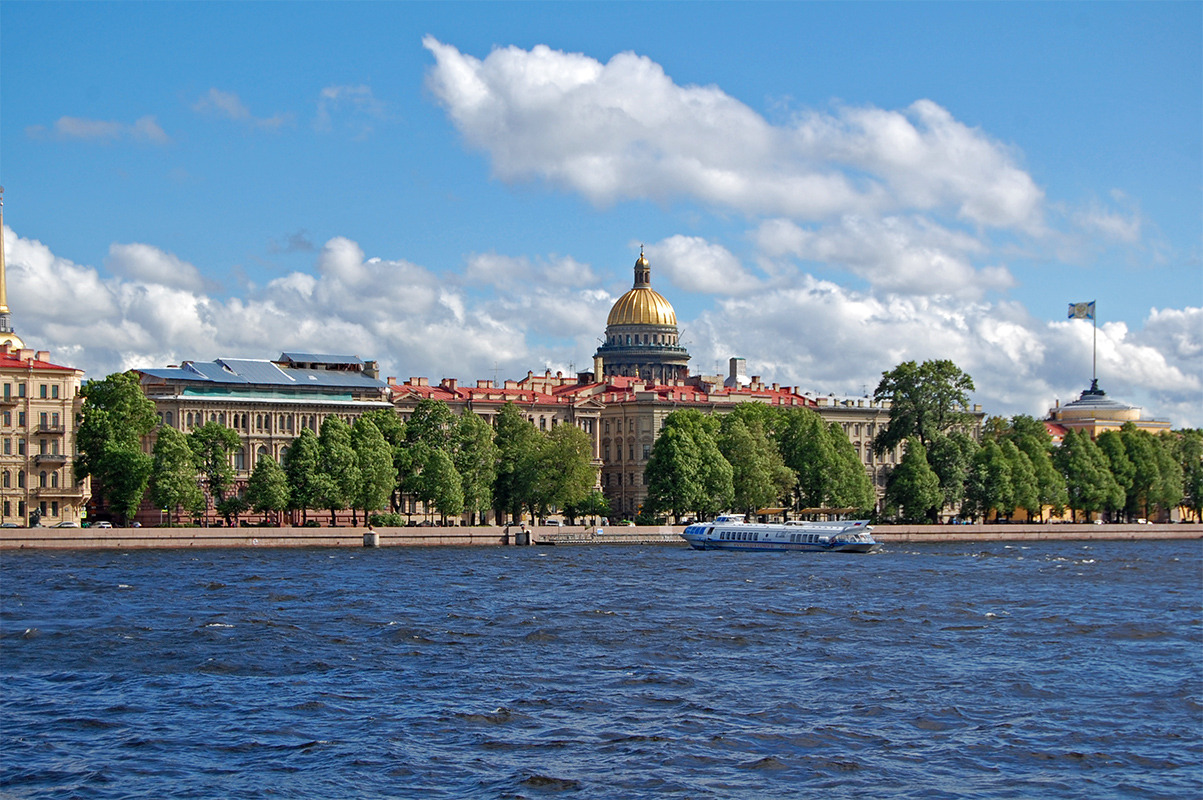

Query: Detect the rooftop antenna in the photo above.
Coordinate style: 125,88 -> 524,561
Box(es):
492,360 -> 500,389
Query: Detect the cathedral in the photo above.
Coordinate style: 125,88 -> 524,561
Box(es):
592,249 -> 691,383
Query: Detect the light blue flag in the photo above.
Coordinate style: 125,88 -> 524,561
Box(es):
1068,301 -> 1095,320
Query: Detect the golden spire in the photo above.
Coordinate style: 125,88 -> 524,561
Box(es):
0,187 -> 24,351
0,186 -> 7,314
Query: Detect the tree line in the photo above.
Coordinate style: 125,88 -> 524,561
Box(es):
74,364 -> 1203,527
77,372 -> 605,526
870,360 -> 1199,523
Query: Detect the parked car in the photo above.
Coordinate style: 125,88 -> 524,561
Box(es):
52,521 -> 80,528
0,522 -> 21,528
92,521 -> 113,528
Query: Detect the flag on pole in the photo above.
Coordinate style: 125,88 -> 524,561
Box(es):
1068,301 -> 1095,320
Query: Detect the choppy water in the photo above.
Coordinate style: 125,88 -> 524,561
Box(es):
2,540 -> 1200,799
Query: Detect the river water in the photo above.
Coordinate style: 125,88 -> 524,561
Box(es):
2,540 -> 1200,799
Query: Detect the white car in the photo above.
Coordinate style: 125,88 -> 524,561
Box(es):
92,521 -> 113,528
52,521 -> 80,528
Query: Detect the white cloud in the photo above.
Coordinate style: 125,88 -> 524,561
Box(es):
752,215 -> 1011,299
648,236 -> 759,295
106,242 -> 207,292
5,224 -> 1198,428
423,38 -> 1045,230
26,115 -> 170,144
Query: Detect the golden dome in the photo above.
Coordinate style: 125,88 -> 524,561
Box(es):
606,249 -> 677,327
607,286 -> 677,327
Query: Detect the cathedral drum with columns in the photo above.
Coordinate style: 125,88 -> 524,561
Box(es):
593,250 -> 691,382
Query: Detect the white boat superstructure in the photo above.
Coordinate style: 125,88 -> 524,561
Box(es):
681,514 -> 878,553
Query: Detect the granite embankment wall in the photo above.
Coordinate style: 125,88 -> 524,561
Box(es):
1,523 -> 1199,550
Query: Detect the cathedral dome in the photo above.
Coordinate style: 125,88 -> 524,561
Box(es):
606,252 -> 677,327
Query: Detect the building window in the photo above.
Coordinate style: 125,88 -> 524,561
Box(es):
51,385 -> 59,399
2,471 -> 9,488
51,412 -> 59,428
51,501 -> 59,517
17,384 -> 25,398
17,471 -> 24,488
39,471 -> 47,488
2,384 -> 8,400
50,472 -> 59,488
17,412 -> 25,427
39,385 -> 47,399
17,439 -> 24,455
3,439 -> 8,455
642,444 -> 650,460
40,413 -> 48,429
165,411 -> 173,426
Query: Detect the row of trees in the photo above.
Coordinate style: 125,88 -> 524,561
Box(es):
870,361 -> 1199,523
77,372 -> 606,526
643,403 -> 876,521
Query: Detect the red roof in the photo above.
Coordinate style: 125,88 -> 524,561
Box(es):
0,352 -> 79,372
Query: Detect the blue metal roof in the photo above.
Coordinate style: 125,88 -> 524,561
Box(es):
140,356 -> 386,390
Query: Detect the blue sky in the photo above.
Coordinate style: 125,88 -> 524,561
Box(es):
2,2 -> 1200,426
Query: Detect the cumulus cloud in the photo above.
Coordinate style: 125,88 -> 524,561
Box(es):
2,226 -> 602,385
753,216 -> 1012,299
423,38 -> 1045,230
684,277 -> 1201,428
106,242 -> 208,292
648,236 -> 759,295
4,223 -> 1199,428
26,115 -> 169,144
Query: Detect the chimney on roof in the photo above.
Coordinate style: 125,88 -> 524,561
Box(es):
442,378 -> 458,391
387,377 -> 395,385
725,357 -> 749,388
593,354 -> 603,379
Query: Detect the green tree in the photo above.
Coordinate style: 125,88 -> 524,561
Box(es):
966,440 -> 1013,521
927,431 -> 979,518
565,490 -> 610,525
1005,416 -> 1066,521
1174,430 -> 1203,521
245,455 -> 289,525
1096,431 -> 1134,521
149,425 -> 202,525
884,438 -> 942,523
718,414 -> 794,516
351,417 -> 395,524
776,407 -> 836,511
317,416 -> 359,526
826,422 -> 876,513
645,425 -> 702,521
215,494 -> 250,526
536,423 -> 598,519
873,360 -> 976,457
75,371 -> 159,523
359,408 -> 406,512
1002,439 -> 1039,521
1150,432 -> 1184,520
420,447 -> 464,522
188,421 -> 243,522
493,402 -> 543,522
452,412 -> 498,524
1055,429 -> 1123,522
283,427 -> 325,524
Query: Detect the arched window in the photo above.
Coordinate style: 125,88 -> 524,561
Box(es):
165,411 -> 173,426
257,446 -> 269,464
186,412 -> 193,427
17,470 -> 25,488
39,471 -> 47,488
50,472 -> 59,488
